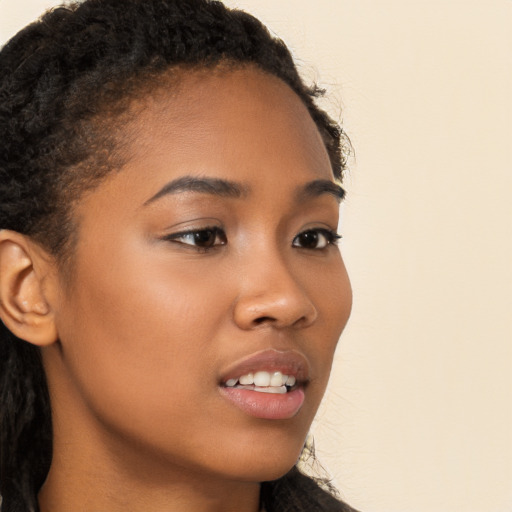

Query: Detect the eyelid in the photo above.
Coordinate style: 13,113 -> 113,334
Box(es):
161,225 -> 227,250
292,227 -> 342,250
162,225 -> 221,239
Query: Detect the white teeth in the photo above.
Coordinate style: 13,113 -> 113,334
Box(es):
225,371 -> 297,389
239,373 -> 254,385
270,371 -> 284,387
253,386 -> 287,394
254,371 -> 271,387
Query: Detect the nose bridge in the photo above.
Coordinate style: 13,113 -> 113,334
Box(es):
232,240 -> 317,330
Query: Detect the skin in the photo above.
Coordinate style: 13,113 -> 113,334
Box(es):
3,67 -> 352,512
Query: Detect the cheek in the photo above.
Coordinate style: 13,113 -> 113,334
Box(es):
73,235 -> 228,337
325,259 -> 352,335
55,243 -> 230,427
305,254 -> 352,374
309,252 -> 352,322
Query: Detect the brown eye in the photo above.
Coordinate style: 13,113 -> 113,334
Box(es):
192,229 -> 218,247
292,229 -> 340,250
165,227 -> 227,249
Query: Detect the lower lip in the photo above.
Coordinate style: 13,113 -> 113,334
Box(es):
219,387 -> 305,420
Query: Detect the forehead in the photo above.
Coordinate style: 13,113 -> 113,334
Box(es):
121,66 -> 333,186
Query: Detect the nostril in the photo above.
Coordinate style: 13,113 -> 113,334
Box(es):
253,316 -> 274,325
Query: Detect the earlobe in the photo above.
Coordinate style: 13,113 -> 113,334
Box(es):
0,230 -> 58,346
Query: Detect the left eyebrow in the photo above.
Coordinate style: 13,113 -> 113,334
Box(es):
144,175 -> 246,206
297,179 -> 346,204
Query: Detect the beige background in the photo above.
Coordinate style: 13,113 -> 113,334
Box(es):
1,1 -> 511,511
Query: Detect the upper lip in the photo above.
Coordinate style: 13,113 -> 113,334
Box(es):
219,349 -> 310,384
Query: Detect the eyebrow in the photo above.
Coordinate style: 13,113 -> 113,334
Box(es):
144,176 -> 246,205
297,179 -> 346,203
144,175 -> 345,206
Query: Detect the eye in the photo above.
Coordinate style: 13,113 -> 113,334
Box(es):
163,227 -> 227,249
292,228 -> 341,250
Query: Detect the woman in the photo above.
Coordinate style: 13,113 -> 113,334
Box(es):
0,1 -> 355,511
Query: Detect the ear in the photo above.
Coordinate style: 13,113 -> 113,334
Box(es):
0,230 -> 58,346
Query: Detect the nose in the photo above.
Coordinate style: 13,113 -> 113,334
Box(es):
232,255 -> 318,330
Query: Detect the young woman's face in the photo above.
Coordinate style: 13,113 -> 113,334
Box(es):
45,67 -> 352,484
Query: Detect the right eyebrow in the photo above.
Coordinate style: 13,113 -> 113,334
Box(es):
297,179 -> 346,204
143,175 -> 247,206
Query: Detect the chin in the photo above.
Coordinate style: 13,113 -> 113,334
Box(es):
210,429 -> 307,483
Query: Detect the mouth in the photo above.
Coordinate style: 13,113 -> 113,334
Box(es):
223,371 -> 298,394
218,349 -> 309,420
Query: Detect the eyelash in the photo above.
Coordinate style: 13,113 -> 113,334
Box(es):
292,228 -> 342,250
162,226 -> 341,252
162,227 -> 227,252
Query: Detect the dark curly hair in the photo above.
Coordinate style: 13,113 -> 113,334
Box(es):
0,1 -> 355,511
